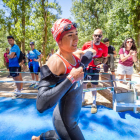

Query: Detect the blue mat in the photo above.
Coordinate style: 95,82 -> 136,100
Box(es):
0,97 -> 140,140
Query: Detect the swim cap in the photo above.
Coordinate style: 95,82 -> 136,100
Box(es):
51,18 -> 77,43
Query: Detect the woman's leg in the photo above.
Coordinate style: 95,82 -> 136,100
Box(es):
118,74 -> 124,83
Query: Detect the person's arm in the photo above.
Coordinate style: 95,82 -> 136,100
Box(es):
7,52 -> 16,59
120,50 -> 132,62
132,51 -> 137,62
34,54 -> 43,62
102,57 -> 108,64
37,55 -> 84,113
73,48 -> 96,60
98,46 -> 108,68
113,50 -> 117,57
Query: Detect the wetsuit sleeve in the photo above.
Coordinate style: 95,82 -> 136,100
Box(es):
37,51 -> 93,113
37,77 -> 72,113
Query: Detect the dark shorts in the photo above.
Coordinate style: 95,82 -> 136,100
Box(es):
6,63 -> 9,69
103,64 -> 115,72
9,67 -> 21,77
29,66 -> 40,75
84,67 -> 100,85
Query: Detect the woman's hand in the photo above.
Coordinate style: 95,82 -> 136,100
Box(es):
68,67 -> 84,82
131,51 -> 137,56
33,58 -> 39,62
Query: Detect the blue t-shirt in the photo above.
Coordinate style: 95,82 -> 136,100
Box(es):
28,49 -> 41,68
9,44 -> 20,67
29,49 -> 41,60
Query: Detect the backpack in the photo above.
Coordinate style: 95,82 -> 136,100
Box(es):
91,40 -> 103,65
18,51 -> 24,63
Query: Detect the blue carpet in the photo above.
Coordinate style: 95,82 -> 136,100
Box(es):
0,97 -> 140,140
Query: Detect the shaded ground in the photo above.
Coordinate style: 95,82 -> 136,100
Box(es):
0,68 -> 140,111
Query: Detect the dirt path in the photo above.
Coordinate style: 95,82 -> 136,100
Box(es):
0,70 -> 140,110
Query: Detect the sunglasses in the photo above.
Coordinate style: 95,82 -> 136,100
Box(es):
126,41 -> 133,43
63,22 -> 77,32
93,34 -> 102,38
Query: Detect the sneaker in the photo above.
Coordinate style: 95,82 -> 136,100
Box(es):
91,105 -> 97,114
29,83 -> 35,87
15,88 -> 23,92
12,83 -> 16,87
33,84 -> 38,89
12,94 -> 22,99
7,75 -> 11,78
82,101 -> 87,107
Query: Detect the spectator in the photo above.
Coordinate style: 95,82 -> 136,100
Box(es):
117,38 -> 137,84
103,38 -> 117,75
7,36 -> 23,99
27,42 -> 42,89
38,50 -> 43,67
82,29 -> 108,114
47,48 -> 54,60
4,48 -> 10,78
21,52 -> 28,72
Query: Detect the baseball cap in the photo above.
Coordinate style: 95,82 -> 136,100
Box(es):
30,42 -> 34,45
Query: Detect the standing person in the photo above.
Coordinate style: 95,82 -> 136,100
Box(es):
38,50 -> 43,68
32,18 -> 96,140
21,52 -> 28,72
103,38 -> 117,75
82,29 -> 108,114
47,48 -> 54,60
28,42 -> 42,89
4,48 -> 10,78
117,38 -> 137,84
7,36 -> 23,99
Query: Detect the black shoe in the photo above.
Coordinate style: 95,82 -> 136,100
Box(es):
7,75 -> 11,78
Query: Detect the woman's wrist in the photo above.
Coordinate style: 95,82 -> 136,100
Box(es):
127,54 -> 130,57
67,75 -> 75,84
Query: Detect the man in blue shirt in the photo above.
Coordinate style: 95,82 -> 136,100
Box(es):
7,36 -> 23,99
27,42 -> 42,88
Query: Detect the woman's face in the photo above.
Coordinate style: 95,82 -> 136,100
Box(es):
58,29 -> 78,53
126,39 -> 133,50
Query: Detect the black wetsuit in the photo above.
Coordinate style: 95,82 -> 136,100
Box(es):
36,51 -> 93,140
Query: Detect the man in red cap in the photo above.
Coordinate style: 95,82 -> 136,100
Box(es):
32,18 -> 96,140
82,29 -> 108,114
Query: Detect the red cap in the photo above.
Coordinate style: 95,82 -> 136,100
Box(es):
51,18 -> 76,43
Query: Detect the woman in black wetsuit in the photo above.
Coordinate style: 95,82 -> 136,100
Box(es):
32,18 -> 96,140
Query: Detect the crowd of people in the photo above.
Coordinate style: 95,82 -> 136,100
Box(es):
4,28 -> 138,100
2,18 -> 138,140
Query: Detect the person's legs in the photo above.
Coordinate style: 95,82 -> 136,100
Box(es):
29,66 -> 36,87
117,64 -> 125,83
126,75 -> 132,89
6,63 -> 10,77
111,71 -> 115,75
118,74 -> 124,83
31,73 -> 35,81
103,64 -> 109,73
91,84 -> 98,113
34,67 -> 40,88
19,73 -> 23,89
90,68 -> 99,114
9,67 -> 21,91
82,83 -> 87,106
13,75 -> 21,91
34,74 -> 39,88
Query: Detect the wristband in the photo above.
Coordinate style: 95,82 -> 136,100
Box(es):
67,75 -> 76,84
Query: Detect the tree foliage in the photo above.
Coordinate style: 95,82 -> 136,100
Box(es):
71,0 -> 140,53
0,0 -> 61,67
